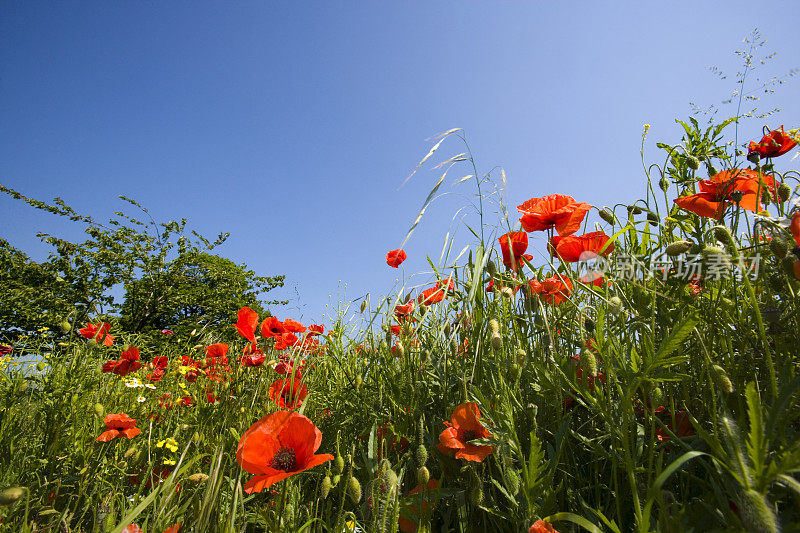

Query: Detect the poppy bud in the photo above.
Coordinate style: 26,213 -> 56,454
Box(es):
469,485 -> 483,506
93,403 -> 104,417
347,476 -> 362,504
686,155 -> 700,170
747,151 -> 760,165
782,256 -> 797,277
769,234 -> 788,259
664,240 -> 691,257
360,300 -> 367,313
0,486 -> 26,506
491,333 -> 502,351
608,296 -> 623,316
87,339 -> 98,348
707,164 -> 718,177
646,211 -> 659,224
124,445 -> 137,458
778,183 -> 791,201
630,206 -> 643,215
486,260 -> 497,277
599,207 -> 615,225
702,245 -> 732,268
649,386 -> 663,406
449,337 -> 459,354
510,363 -> 522,381
378,458 -> 391,477
36,362 -> 46,372
332,474 -> 341,485
395,341 -> 405,358
321,475 -> 332,499
415,444 -> 428,467
60,321 -> 71,334
334,456 -> 345,475
516,348 -> 527,366
761,188 -> 772,207
417,466 -> 430,485
488,319 -> 500,334
737,489 -> 779,533
385,330 -> 392,345
383,469 -> 399,491
444,323 -> 452,338
581,350 -> 598,376
188,473 -> 209,483
711,364 -> 734,393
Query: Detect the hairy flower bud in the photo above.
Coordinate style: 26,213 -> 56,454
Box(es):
712,226 -> 737,254
488,319 -> 500,334
737,489 -> 779,533
0,487 -> 27,506
347,476 -> 362,504
768,233 -> 788,259
60,320 -> 71,334
649,386 -> 663,406
778,183 -> 791,201
469,485 -> 483,506
599,207 -> 615,225
486,259 -> 497,277
321,476 -> 332,499
711,364 -> 734,393
491,333 -> 503,351
188,473 -> 209,483
686,154 -> 700,170
334,455 -> 345,475
93,403 -> 104,417
416,466 -> 430,486
360,300 -> 367,313
581,350 -> 598,376
608,296 -> 623,316
659,177 -> 670,193
416,444 -> 428,467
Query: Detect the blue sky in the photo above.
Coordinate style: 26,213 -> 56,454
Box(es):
2,2 -> 799,326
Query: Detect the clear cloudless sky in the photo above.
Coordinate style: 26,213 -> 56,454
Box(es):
2,2 -> 799,326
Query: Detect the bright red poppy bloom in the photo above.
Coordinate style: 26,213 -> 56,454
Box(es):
260,317 -> 286,338
748,126 -> 797,158
102,346 -> 142,376
269,378 -> 308,409
0,345 -> 11,356
205,343 -> 229,363
283,318 -> 307,333
528,276 -> 573,305
394,301 -> 415,319
274,332 -> 299,350
236,411 -> 333,493
529,520 -> 559,533
517,194 -> 591,236
241,345 -> 266,367
307,324 -> 324,336
673,169 -> 778,219
551,231 -> 615,262
386,249 -> 407,268
274,357 -> 305,377
97,413 -> 141,442
234,307 -> 259,344
398,478 -> 439,533
791,212 -> 800,247
436,402 -> 493,462
418,286 -> 445,305
498,231 -> 533,269
79,322 -> 115,347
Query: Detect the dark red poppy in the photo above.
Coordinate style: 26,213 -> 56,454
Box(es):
97,413 -> 141,442
274,357 -> 305,378
241,345 -> 266,367
0,345 -> 11,356
654,410 -> 695,442
398,478 -> 439,533
160,329 -> 174,335
527,276 -> 573,305
236,411 -> 333,493
102,346 -> 142,376
234,307 -> 259,344
269,378 -> 308,409
79,322 -> 115,346
386,249 -> 407,268
551,231 -> 614,262
260,317 -> 286,338
181,396 -> 195,407
436,402 -> 493,462
517,194 -> 591,236
748,126 -> 797,158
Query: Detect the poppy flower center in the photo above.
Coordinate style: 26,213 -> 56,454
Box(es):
271,446 -> 297,471
462,429 -> 478,443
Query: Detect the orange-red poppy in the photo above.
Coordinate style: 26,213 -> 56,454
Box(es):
260,316 -> 286,338
517,194 -> 591,236
78,322 -> 115,346
236,411 -> 333,493
398,478 -> 439,533
307,324 -> 325,336
551,231 -> 614,262
436,402 -> 493,462
654,409 -> 695,442
274,332 -> 299,351
283,318 -> 307,333
529,520 -> 559,533
394,301 -> 415,319
268,378 -> 308,409
122,524 -> 180,533
673,169 -> 778,219
205,343 -> 229,365
102,346 -> 142,376
748,125 -> 797,158
791,212 -> 800,247
274,357 -> 305,377
234,307 -> 259,344
386,249 -> 407,268
527,276 -> 573,305
241,345 -> 266,367
498,231 -> 532,269
97,413 -> 141,442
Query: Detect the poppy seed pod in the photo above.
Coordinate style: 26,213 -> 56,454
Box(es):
769,234 -> 788,259
778,183 -> 791,201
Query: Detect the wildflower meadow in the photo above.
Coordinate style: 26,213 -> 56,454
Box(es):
2,110 -> 800,532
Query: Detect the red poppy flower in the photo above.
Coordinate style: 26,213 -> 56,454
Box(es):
282,318 -> 306,333
307,324 -> 324,336
436,402 -> 493,462
78,322 -> 114,346
274,357 -> 305,378
181,396 -> 195,407
160,329 -> 174,335
236,411 -> 333,493
791,212 -> 800,247
0,345 -> 11,356
234,307 -> 259,344
102,346 -> 142,376
527,276 -> 573,305
386,249 -> 407,268
274,332 -> 299,350
418,285 -> 445,306
241,345 -> 266,367
517,194 -> 591,236
551,231 -> 614,262
122,526 -> 143,533
394,301 -> 415,319
97,413 -> 141,442
498,231 -> 533,269
654,410 -> 695,442
530,520 -> 559,533
748,126 -> 797,158
269,378 -> 308,409
147,368 -> 165,382
260,317 -> 286,338
398,478 -> 439,533
204,343 -> 229,365
674,169 -> 777,219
